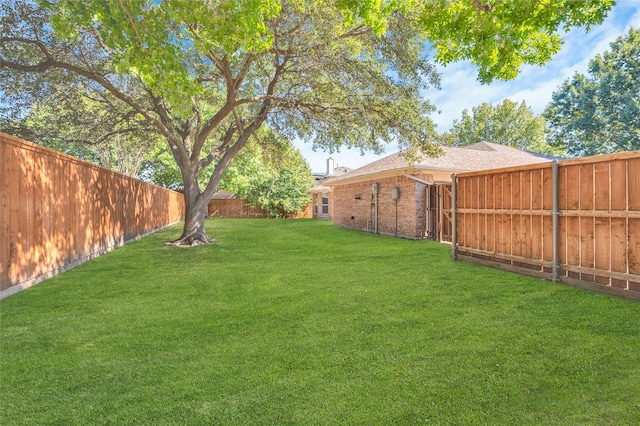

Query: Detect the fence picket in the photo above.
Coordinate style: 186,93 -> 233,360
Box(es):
454,151 -> 640,299
0,133 -> 185,297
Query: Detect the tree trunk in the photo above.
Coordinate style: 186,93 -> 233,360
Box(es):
168,170 -> 215,246
169,197 -> 213,246
166,125 -> 255,246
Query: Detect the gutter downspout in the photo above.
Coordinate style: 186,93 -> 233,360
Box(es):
436,185 -> 441,242
375,192 -> 379,234
395,197 -> 398,237
426,184 -> 432,239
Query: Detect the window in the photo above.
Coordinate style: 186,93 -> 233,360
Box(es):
321,193 -> 329,214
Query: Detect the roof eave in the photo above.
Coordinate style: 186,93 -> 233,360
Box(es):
325,165 -> 473,186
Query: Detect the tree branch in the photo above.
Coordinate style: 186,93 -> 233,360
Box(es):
201,55 -> 284,199
193,55 -> 238,157
1,37 -> 56,71
199,124 -> 235,171
1,36 -> 183,151
471,0 -> 493,13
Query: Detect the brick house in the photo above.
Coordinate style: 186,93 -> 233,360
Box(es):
323,142 -> 553,240
308,157 -> 351,219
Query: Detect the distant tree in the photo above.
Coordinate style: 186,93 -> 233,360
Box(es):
221,136 -> 314,217
441,100 -> 560,155
544,28 -> 640,157
139,146 -> 186,191
1,0 -> 614,245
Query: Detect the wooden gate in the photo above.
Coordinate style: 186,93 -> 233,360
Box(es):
424,183 -> 452,242
439,183 -> 453,243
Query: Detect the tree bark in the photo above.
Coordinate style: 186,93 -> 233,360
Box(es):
168,191 -> 213,246
168,163 -> 215,246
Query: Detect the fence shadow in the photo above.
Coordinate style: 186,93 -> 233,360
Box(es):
0,133 -> 185,298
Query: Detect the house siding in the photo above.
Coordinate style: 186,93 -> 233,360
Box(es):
333,175 -> 427,239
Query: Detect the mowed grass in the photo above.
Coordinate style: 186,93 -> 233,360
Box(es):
1,219 -> 640,425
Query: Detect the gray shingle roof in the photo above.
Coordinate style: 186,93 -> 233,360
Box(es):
325,142 -> 554,185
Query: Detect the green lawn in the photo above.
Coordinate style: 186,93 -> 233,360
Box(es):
2,219 -> 639,425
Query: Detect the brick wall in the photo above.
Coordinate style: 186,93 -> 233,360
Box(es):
311,192 -> 333,219
333,175 -> 427,239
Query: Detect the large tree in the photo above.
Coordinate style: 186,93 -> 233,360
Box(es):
544,28 -> 640,157
441,99 -> 560,155
1,0 -> 614,245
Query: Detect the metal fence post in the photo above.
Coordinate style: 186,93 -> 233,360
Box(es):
451,173 -> 457,260
552,160 -> 560,282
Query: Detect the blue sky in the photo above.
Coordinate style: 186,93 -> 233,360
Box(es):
297,1 -> 640,175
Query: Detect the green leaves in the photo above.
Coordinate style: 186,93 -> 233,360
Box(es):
40,0 -> 282,116
38,0 -> 615,108
169,0 -> 281,53
544,28 -> 640,157
417,0 -> 615,83
336,0 -> 407,35
441,99 -> 560,156
220,133 -> 314,217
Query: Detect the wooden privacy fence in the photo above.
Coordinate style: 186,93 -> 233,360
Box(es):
208,199 -> 270,218
208,199 -> 312,218
1,133 -> 185,298
451,151 -> 640,300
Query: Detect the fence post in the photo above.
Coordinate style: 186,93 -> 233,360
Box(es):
451,173 -> 457,260
552,160 -> 560,282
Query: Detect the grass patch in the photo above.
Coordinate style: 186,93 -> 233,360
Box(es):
2,219 -> 640,424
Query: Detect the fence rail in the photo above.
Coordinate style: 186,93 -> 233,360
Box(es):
208,199 -> 312,219
1,133 -> 185,298
208,199 -> 270,218
452,151 -> 640,300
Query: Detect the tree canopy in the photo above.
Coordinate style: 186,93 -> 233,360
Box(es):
7,98 -> 162,176
544,28 -> 640,157
1,0 -> 615,245
417,0 -> 614,83
441,99 -> 560,155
